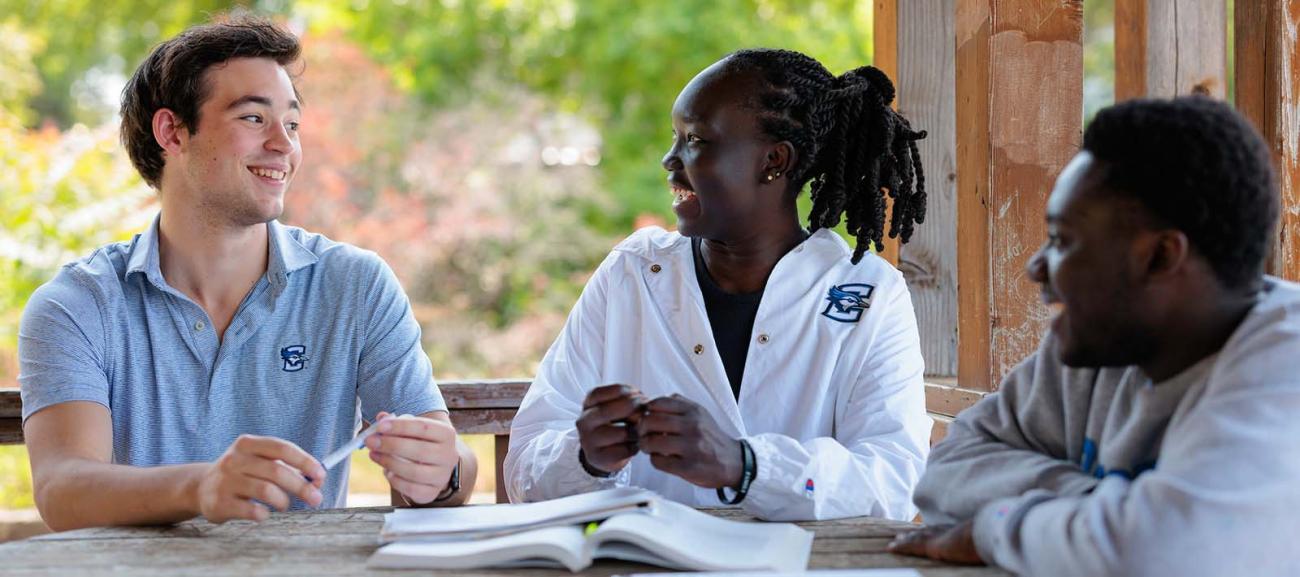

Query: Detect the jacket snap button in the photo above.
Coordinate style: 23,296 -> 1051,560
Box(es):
693,344 -> 704,355
757,334 -> 770,344
650,264 -> 662,273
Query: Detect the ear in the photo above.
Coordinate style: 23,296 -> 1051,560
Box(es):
152,108 -> 187,157
761,141 -> 798,184
1139,229 -> 1191,282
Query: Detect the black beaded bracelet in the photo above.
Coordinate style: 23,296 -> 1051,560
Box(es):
716,439 -> 756,505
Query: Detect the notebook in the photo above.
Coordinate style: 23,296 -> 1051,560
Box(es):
368,498 -> 814,573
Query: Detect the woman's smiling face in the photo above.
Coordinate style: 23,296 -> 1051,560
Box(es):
661,59 -> 784,240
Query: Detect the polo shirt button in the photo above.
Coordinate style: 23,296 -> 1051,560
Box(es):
693,344 -> 704,355
194,320 -> 205,331
650,264 -> 662,273
757,333 -> 770,344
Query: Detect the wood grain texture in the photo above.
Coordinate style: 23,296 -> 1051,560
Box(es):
0,506 -> 1010,576
958,0 -> 1084,392
1117,0 -> 1227,100
875,0 -> 902,266
897,0 -> 959,378
1235,0 -> 1300,280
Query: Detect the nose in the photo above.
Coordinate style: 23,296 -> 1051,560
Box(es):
661,141 -> 682,172
1026,242 -> 1048,284
265,121 -> 295,155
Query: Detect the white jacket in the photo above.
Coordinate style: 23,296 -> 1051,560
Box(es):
504,227 -> 931,521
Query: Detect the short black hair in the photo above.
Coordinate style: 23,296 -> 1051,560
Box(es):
120,13 -> 301,189
1083,96 -> 1278,289
722,48 -> 928,264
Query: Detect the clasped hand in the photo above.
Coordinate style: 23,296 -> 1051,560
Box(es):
576,384 -> 743,489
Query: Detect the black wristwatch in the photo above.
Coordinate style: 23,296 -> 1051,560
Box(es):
432,460 -> 461,502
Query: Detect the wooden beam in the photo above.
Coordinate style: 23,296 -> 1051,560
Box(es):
895,0 -> 958,378
874,0 -> 901,266
1236,1 -> 1300,280
956,0 -> 1084,391
1116,0 -> 1228,100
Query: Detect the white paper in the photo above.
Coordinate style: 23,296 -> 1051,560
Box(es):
379,487 -> 655,542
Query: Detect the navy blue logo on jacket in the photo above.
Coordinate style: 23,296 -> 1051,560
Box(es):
821,283 -> 874,323
280,345 -> 309,372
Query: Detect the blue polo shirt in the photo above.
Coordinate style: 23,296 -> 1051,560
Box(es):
18,216 -> 446,509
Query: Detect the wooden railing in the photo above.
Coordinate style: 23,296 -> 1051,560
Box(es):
0,380 -> 982,503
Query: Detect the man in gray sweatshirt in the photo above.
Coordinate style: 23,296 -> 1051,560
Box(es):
889,96 -> 1300,576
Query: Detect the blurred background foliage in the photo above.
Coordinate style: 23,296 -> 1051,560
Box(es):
0,0 -> 1123,510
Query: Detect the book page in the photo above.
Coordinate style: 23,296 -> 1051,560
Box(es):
368,525 -> 590,571
380,487 -> 654,541
591,499 -> 813,572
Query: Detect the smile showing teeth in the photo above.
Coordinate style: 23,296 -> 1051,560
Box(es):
671,186 -> 696,203
250,167 -> 287,182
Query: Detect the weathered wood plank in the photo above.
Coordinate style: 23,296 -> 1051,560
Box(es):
875,0 -> 902,266
897,0 -> 959,378
1116,0 -> 1228,100
924,382 -> 987,418
0,506 -> 1008,576
1235,0 -> 1300,280
957,0 -> 1084,392
438,379 -> 530,409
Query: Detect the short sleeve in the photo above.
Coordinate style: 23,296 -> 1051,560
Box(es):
19,268 -> 112,421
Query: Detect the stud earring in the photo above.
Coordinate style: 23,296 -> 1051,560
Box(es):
765,173 -> 775,182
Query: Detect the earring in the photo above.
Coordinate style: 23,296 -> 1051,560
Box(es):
765,174 -> 775,182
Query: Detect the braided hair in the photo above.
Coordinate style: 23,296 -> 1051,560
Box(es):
722,48 -> 928,263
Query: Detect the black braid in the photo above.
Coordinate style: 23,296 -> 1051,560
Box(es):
723,49 -> 928,263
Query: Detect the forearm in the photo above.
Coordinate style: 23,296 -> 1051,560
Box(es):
34,459 -> 206,531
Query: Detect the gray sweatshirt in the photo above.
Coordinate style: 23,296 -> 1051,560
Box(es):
914,277 -> 1300,576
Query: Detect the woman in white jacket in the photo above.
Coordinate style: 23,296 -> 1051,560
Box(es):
504,48 -> 933,521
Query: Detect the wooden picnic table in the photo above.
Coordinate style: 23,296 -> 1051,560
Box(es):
0,506 -> 1008,576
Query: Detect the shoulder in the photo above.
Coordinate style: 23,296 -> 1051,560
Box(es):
20,241 -> 131,334
1215,278 -> 1300,385
279,225 -> 397,288
807,231 -> 909,305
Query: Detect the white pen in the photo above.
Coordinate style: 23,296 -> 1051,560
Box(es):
319,414 -> 411,471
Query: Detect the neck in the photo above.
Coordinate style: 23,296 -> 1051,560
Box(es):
1140,286 -> 1259,382
157,199 -> 270,340
700,213 -> 806,294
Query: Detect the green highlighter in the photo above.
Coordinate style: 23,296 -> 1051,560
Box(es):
584,522 -> 600,536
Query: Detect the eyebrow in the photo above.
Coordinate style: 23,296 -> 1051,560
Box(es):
226,95 -> 300,111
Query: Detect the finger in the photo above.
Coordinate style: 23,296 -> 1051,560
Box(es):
231,476 -> 292,513
212,496 -> 271,524
644,395 -> 694,415
236,453 -> 324,508
649,453 -> 685,474
370,450 -> 451,486
638,431 -> 688,457
887,527 -> 945,557
234,435 -> 326,482
385,468 -> 444,505
377,415 -> 456,443
577,398 -> 645,433
586,422 -> 640,448
639,410 -> 688,436
365,433 -> 450,466
582,384 -> 642,409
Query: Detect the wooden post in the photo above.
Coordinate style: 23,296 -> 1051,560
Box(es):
1235,1 -> 1300,280
875,0 -> 902,266
894,0 -> 958,378
1115,0 -> 1228,100
956,0 -> 1084,391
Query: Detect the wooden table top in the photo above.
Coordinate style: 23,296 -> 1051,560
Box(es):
0,506 -> 1009,576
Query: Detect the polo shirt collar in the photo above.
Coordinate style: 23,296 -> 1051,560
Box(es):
125,215 -> 319,295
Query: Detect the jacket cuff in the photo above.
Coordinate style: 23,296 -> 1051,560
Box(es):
973,490 -> 1054,569
738,434 -> 813,519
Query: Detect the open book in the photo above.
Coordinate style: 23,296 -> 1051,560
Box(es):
379,487 -> 654,543
368,498 -> 814,573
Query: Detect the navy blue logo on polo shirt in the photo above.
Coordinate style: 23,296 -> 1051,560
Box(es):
280,345 -> 309,372
821,283 -> 874,323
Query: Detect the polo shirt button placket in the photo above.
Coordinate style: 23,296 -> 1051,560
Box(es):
194,320 -> 205,331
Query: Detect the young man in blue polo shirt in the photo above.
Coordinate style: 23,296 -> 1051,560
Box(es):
18,15 -> 476,531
